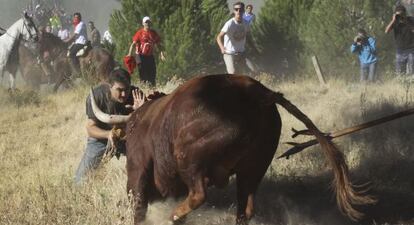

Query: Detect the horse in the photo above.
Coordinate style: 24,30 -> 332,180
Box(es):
4,30 -> 116,92
0,12 -> 38,90
5,39 -> 69,91
5,31 -> 73,91
36,32 -> 116,91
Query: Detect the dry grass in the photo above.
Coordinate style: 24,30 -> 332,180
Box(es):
0,75 -> 413,225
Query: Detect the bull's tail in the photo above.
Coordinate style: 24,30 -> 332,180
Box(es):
272,92 -> 376,221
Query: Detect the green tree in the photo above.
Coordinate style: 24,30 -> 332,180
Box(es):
157,0 -> 208,80
298,0 -> 395,78
109,0 -> 229,83
251,0 -> 314,75
253,0 -> 395,79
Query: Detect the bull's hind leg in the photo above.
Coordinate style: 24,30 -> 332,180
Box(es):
235,147 -> 277,225
235,171 -> 266,225
171,173 -> 206,223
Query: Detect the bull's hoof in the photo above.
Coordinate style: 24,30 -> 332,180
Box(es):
171,215 -> 187,224
236,216 -> 249,225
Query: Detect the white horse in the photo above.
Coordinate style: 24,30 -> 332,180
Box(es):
0,12 -> 38,90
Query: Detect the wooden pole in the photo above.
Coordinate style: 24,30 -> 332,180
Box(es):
311,55 -> 327,86
278,107 -> 414,159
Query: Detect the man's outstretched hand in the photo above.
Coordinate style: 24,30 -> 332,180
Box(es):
132,89 -> 146,110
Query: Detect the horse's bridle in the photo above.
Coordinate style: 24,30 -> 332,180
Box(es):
2,17 -> 38,43
21,17 -> 38,42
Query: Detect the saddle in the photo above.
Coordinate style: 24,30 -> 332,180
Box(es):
76,41 -> 93,57
66,41 -> 93,57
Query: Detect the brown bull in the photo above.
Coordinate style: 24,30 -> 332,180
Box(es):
91,74 -> 375,225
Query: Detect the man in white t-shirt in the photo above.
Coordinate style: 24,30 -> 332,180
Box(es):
216,1 -> 255,74
65,12 -> 88,73
57,25 -> 70,41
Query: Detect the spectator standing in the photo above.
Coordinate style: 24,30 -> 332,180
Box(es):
57,24 -> 69,41
33,4 -> 43,25
396,0 -> 414,16
49,11 -> 62,35
88,21 -> 101,48
129,16 -> 165,86
243,4 -> 256,24
44,24 -> 52,33
385,5 -> 414,75
216,2 -> 255,75
350,29 -> 378,82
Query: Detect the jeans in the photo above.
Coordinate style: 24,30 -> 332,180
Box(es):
360,62 -> 376,82
69,43 -> 84,73
223,53 -> 256,75
396,50 -> 414,75
74,137 -> 107,184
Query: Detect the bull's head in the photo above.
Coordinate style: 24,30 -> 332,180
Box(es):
90,89 -> 166,124
90,88 -> 131,124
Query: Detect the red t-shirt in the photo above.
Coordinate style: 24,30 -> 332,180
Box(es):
132,29 -> 161,56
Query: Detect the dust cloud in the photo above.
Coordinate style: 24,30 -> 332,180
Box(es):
0,0 -> 120,32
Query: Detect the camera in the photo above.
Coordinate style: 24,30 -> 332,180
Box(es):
356,37 -> 362,42
396,14 -> 405,22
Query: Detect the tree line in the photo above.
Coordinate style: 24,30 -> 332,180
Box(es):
110,0 -> 397,83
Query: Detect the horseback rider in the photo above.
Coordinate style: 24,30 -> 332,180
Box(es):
64,12 -> 88,74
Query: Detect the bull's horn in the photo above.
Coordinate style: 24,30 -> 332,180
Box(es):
90,88 -> 131,124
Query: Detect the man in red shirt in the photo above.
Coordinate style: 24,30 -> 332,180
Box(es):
130,16 -> 165,86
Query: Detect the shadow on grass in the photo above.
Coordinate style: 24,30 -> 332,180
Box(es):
202,174 -> 414,225
201,98 -> 414,225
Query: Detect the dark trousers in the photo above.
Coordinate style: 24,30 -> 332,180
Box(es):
69,44 -> 84,72
396,49 -> 414,75
138,55 -> 156,86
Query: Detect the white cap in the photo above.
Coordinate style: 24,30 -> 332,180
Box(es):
142,16 -> 150,25
35,4 -> 40,9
